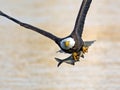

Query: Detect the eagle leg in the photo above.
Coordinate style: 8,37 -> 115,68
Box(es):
82,46 -> 89,53
72,52 -> 80,61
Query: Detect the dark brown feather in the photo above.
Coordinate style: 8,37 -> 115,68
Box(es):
71,0 -> 92,37
0,11 -> 60,42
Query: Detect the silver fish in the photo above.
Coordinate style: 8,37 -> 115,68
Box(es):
55,40 -> 95,67
55,55 -> 78,67
55,51 -> 84,67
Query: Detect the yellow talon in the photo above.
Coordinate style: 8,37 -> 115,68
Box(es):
82,46 -> 88,53
72,52 -> 79,61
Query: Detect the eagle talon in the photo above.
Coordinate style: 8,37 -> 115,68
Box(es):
82,46 -> 89,53
72,52 -> 80,61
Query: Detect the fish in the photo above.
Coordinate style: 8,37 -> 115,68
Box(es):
55,55 -> 78,67
55,40 -> 95,67
55,51 -> 84,67
84,40 -> 96,47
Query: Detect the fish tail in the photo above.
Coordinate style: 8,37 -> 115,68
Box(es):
55,58 -> 64,67
81,54 -> 84,58
84,40 -> 96,47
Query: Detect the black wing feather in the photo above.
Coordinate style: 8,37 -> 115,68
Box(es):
71,0 -> 92,37
0,11 -> 59,41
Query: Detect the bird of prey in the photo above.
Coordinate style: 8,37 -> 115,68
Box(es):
0,0 -> 95,67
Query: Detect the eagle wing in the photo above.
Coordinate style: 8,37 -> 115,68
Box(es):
0,11 -> 59,42
71,0 -> 92,37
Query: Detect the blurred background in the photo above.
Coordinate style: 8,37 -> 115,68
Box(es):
0,0 -> 120,90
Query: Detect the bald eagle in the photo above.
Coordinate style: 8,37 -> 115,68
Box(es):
0,0 -> 95,66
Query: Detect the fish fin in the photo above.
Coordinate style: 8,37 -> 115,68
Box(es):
65,60 -> 75,65
80,51 -> 84,58
56,50 -> 64,53
84,40 -> 96,47
81,54 -> 84,58
55,56 -> 76,67
55,58 -> 64,67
